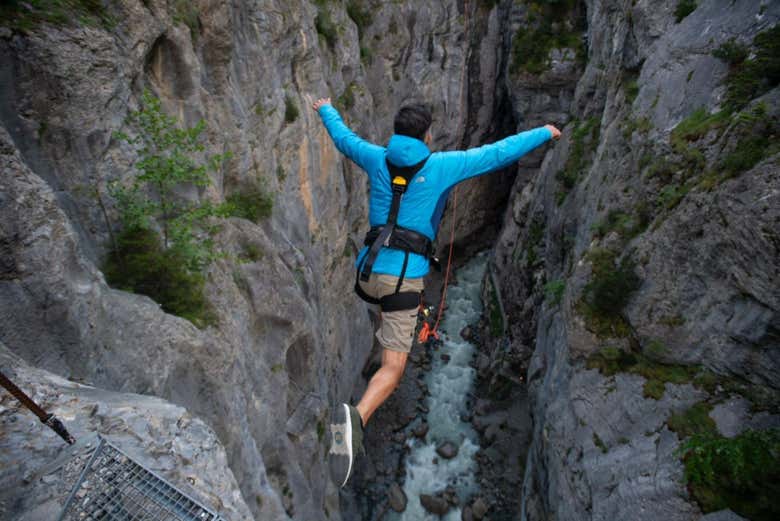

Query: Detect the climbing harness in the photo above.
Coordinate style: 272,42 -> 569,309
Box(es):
418,187 -> 457,344
0,369 -> 75,445
355,157 -> 433,312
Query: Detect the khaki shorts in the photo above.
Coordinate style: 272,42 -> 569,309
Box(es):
358,274 -> 424,353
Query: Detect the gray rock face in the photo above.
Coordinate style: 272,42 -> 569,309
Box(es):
0,343 -> 253,521
0,1 -> 515,520
486,1 -> 780,521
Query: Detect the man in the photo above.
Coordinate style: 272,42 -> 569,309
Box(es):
312,97 -> 560,487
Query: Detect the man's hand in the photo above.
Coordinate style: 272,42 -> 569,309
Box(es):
313,97 -> 332,111
544,124 -> 562,140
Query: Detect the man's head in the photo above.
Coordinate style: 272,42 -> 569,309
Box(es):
394,103 -> 432,143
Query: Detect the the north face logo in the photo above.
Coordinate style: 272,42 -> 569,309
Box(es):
416,176 -> 426,183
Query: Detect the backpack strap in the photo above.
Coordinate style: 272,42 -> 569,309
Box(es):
358,156 -> 428,284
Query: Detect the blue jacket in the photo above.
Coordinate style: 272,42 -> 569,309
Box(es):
318,105 -> 552,278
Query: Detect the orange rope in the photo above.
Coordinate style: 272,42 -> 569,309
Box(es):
418,187 -> 458,344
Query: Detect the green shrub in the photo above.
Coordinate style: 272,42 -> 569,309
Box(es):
590,209 -> 645,241
223,191 -> 273,222
586,346 -> 698,399
544,279 -> 565,306
677,428 -> 780,520
525,217 -> 545,266
670,107 -> 730,147
674,0 -> 697,23
719,135 -> 772,178
284,95 -> 299,123
337,84 -> 356,111
346,0 -> 372,39
106,91 -> 228,327
667,402 -> 717,439
712,38 -> 748,66
172,0 -> 198,35
623,116 -> 652,138
104,227 -> 214,327
556,117 -> 600,203
715,26 -> 780,110
624,78 -> 639,104
0,0 -> 113,30
510,0 -> 585,75
315,3 -> 338,49
583,249 -> 641,316
586,346 -> 638,375
657,184 -> 689,210
593,432 -> 608,453
644,157 -> 676,182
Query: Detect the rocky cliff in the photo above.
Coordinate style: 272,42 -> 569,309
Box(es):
0,1 -> 515,520
487,1 -> 780,520
1,0 -> 778,520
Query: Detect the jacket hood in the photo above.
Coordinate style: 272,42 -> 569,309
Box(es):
386,134 -> 430,167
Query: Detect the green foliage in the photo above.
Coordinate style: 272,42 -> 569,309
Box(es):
223,191 -> 273,223
590,209 -> 647,241
106,91 -> 228,327
315,2 -> 338,49
644,157 -> 675,182
276,165 -> 287,183
525,217 -> 545,266
645,339 -> 669,360
237,242 -> 264,264
593,432 -> 608,453
0,0 -> 113,30
586,346 -> 699,399
576,248 -> 640,338
719,135 -> 775,178
674,0 -> 697,23
556,117 -> 600,204
103,227 -> 214,327
346,0 -> 372,39
172,0 -> 198,35
284,95 -> 299,123
624,78 -> 639,104
714,26 -> 780,110
657,183 -> 689,210
510,0 -> 585,75
622,116 -> 652,138
712,39 -> 748,66
544,279 -> 565,306
668,402 -> 717,439
360,45 -> 373,64
677,428 -> 780,520
583,249 -> 641,316
337,84 -> 357,111
670,107 -> 730,147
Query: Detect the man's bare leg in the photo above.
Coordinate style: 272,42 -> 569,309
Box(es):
356,348 -> 408,426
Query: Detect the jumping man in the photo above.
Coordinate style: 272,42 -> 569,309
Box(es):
312,97 -> 561,487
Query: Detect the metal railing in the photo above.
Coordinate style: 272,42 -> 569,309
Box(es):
58,436 -> 225,521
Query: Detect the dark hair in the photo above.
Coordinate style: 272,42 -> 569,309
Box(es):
394,103 -> 432,140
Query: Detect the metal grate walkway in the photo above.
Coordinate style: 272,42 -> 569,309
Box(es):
58,437 -> 225,521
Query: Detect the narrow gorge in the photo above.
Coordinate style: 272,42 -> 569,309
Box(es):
1,1 -> 778,521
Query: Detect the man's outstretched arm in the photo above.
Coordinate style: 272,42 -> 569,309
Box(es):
439,124 -> 561,189
313,98 -> 383,172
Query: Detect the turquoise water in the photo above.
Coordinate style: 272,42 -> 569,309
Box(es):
388,253 -> 488,521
